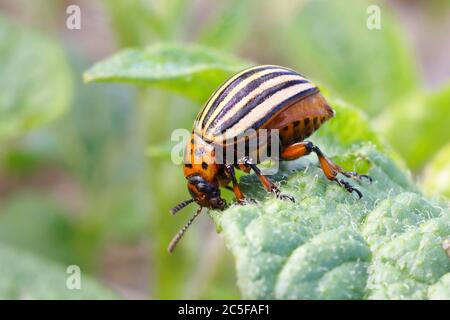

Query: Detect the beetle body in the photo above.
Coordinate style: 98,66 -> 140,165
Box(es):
169,65 -> 371,252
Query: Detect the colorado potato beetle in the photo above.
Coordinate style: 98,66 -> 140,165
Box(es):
169,65 -> 371,252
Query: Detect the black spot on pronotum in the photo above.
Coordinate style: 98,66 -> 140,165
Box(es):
304,118 -> 310,126
185,163 -> 193,168
293,120 -> 300,127
283,126 -> 289,131
202,162 -> 208,169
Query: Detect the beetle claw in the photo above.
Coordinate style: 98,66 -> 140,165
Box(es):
351,187 -> 363,199
276,192 -> 295,203
343,171 -> 373,184
238,198 -> 256,205
269,185 -> 295,202
360,174 -> 373,183
336,179 -> 363,199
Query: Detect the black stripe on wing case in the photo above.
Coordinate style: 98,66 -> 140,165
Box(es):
200,66 -> 282,128
251,87 -> 319,130
208,70 -> 300,128
213,79 -> 308,135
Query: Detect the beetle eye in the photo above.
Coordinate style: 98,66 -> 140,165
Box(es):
187,175 -> 218,195
196,182 -> 208,193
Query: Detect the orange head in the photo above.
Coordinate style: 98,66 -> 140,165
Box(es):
168,135 -> 226,252
175,133 -> 225,211
186,174 -> 225,210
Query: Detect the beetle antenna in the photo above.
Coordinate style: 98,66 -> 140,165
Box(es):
170,199 -> 195,215
168,207 -> 202,253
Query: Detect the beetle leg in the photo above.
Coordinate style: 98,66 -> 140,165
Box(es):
237,163 -> 251,173
310,144 -> 371,185
334,178 -> 363,199
225,164 -> 246,204
340,171 -> 373,183
280,141 -> 311,160
242,157 -> 295,202
281,141 -> 370,198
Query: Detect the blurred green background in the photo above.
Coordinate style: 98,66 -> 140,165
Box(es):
0,0 -> 449,299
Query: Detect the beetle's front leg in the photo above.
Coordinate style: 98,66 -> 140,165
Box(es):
241,157 -> 295,202
224,164 -> 247,204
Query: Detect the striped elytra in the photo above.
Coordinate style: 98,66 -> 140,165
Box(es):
194,65 -> 333,144
169,65 -> 371,253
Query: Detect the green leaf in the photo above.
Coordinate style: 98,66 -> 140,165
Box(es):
377,83 -> 450,170
84,43 -> 248,102
0,15 -> 72,140
428,274 -> 450,300
421,143 -> 450,198
0,244 -> 116,299
208,103 -> 449,299
280,0 -> 418,115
